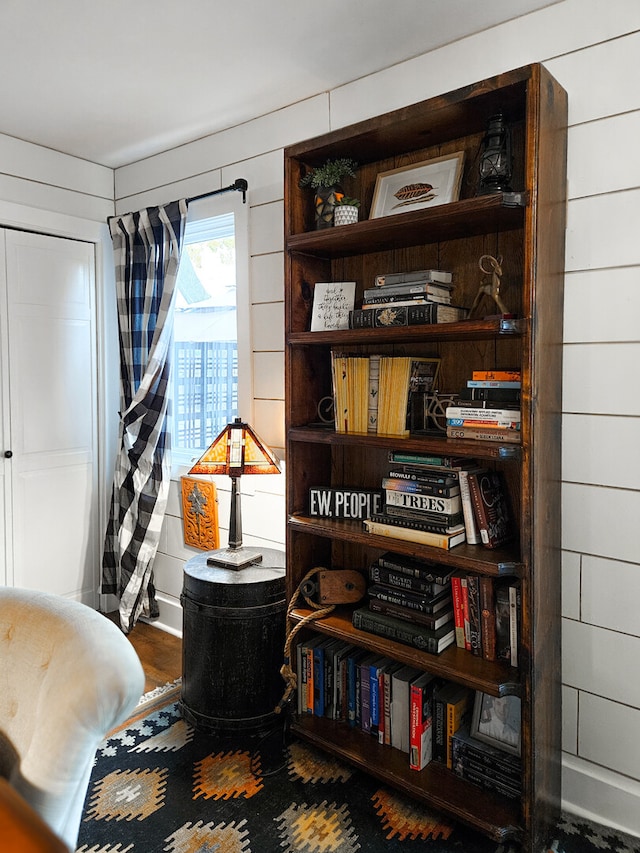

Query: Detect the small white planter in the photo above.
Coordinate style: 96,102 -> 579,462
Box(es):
333,205 -> 359,226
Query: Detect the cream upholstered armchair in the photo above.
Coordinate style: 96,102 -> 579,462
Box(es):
0,588 -> 145,850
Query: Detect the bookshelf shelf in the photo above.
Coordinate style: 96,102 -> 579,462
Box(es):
292,715 -> 522,842
284,63 -> 566,852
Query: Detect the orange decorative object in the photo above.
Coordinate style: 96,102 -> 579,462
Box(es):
181,477 -> 219,551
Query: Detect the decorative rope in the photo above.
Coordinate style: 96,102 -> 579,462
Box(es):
274,566 -> 335,714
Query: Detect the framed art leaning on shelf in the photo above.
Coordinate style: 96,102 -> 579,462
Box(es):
370,151 -> 465,218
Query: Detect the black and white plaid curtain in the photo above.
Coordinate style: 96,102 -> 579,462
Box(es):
101,200 -> 188,633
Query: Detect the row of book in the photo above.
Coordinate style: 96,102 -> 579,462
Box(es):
331,352 -> 441,436
451,573 -> 520,666
295,633 -> 522,791
353,552 -> 456,654
446,370 -> 522,444
362,449 -> 516,551
348,269 -> 469,329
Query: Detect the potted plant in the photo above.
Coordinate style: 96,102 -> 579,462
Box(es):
299,158 -> 358,229
333,196 -> 360,226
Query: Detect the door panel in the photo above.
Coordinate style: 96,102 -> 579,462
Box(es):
3,230 -> 98,601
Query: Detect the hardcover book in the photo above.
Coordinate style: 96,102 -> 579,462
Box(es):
373,269 -> 453,287
367,583 -> 453,615
368,563 -> 454,596
384,489 -> 462,516
375,508 -> 465,532
382,476 -> 461,498
409,671 -> 440,770
376,552 -> 455,584
352,606 -> 456,654
368,597 -> 454,631
479,577 -> 497,662
467,470 -> 515,549
349,303 -> 467,329
466,575 -> 482,656
446,425 -> 522,443
390,665 -> 422,752
363,517 -> 466,550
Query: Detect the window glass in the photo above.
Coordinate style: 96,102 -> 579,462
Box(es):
170,192 -> 250,469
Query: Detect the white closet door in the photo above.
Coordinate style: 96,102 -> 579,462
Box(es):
2,229 -> 98,601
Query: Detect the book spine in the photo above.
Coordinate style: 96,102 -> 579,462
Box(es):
451,575 -> 466,649
386,466 -> 460,486
352,608 -> 450,653
457,469 -> 481,545
368,597 -> 454,630
385,489 -> 462,515
370,512 -> 462,534
432,690 -> 447,764
363,289 -> 451,303
479,577 -> 497,661
446,690 -> 472,769
360,659 -> 371,732
409,683 -> 434,770
466,380 -> 522,389
369,564 -> 447,595
460,576 -> 471,651
446,418 -> 520,430
446,425 -> 522,443
472,370 -> 521,381
363,518 -> 461,550
466,575 -> 482,656
382,476 -> 460,497
462,387 -> 522,403
368,584 -> 451,614
313,644 -> 325,716
374,269 -> 452,286
509,583 -> 520,667
368,353 -> 380,434
446,406 -> 521,421
388,451 -> 467,468
375,554 -> 451,584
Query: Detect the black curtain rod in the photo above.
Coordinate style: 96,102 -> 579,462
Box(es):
188,178 -> 248,205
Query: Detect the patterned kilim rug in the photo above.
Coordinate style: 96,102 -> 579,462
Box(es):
76,692 -> 640,853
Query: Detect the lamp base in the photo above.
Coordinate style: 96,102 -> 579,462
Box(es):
206,547 -> 264,571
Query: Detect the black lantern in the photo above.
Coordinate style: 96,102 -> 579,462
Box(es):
478,112 -> 513,195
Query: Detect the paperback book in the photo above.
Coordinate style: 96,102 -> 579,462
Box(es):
352,606 -> 456,654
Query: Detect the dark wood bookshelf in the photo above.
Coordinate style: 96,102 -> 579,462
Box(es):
284,63 -> 566,852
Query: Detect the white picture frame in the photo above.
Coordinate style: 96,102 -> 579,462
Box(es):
370,151 -> 465,219
470,692 -> 521,757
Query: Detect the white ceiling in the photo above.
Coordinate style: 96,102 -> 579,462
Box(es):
0,0 -> 559,169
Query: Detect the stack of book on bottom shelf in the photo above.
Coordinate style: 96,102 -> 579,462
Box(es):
352,552 -> 455,654
363,451 -> 471,550
451,719 -> 522,800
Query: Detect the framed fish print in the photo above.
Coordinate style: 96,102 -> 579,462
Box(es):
369,151 -> 465,219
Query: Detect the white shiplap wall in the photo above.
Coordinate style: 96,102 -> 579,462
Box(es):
0,0 -> 612,835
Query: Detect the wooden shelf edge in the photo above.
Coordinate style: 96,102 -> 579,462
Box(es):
287,515 -> 523,577
287,426 -> 522,461
286,195 -> 525,258
289,608 -> 521,697
287,316 -> 527,346
290,716 -> 523,843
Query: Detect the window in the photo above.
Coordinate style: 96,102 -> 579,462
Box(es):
170,192 -> 250,469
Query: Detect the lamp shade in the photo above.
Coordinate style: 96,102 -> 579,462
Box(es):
189,418 -> 281,477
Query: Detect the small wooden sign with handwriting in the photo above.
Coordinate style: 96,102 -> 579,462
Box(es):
310,281 -> 356,331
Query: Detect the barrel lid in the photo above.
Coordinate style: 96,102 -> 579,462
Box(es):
183,548 -> 285,606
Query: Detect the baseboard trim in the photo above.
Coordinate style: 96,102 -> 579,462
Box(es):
562,753 -> 640,839
143,592 -> 183,638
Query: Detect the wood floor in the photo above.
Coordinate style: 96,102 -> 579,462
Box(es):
107,613 -> 183,694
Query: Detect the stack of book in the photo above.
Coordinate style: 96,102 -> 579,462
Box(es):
363,450 -> 470,549
331,352 -> 441,437
352,553 -> 456,655
451,723 -> 522,800
450,573 -> 520,666
446,370 -> 522,443
349,269 -> 468,328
